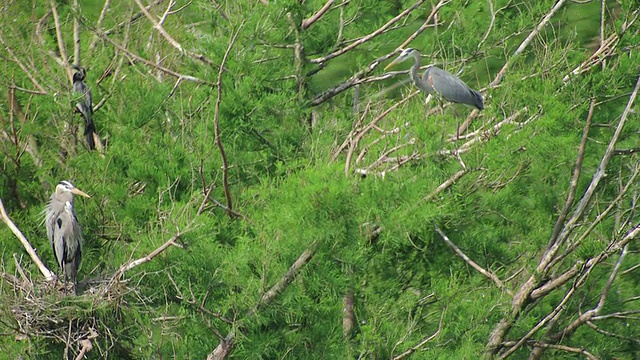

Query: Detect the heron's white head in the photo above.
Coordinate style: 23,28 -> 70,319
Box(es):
56,181 -> 91,199
384,48 -> 418,71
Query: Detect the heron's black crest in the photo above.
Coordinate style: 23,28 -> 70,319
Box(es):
400,48 -> 415,56
59,180 -> 75,190
72,66 -> 86,82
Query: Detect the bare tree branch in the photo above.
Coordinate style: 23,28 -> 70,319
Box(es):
489,0 -> 567,88
132,0 -> 217,66
214,21 -> 244,217
301,0 -> 335,30
208,242 -> 318,360
435,225 -> 512,296
0,199 -> 55,280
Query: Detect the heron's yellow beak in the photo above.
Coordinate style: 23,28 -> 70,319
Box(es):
384,57 -> 403,71
71,188 -> 91,198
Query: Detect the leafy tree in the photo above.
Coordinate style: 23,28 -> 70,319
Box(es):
0,0 -> 638,359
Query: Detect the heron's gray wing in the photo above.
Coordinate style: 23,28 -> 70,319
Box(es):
74,79 -> 96,149
73,81 -> 92,119
53,215 -> 66,269
424,67 -> 483,109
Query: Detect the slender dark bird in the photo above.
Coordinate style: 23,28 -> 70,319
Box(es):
44,180 -> 91,294
385,48 -> 484,110
72,66 -> 96,150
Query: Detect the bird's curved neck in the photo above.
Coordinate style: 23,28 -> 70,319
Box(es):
409,51 -> 421,84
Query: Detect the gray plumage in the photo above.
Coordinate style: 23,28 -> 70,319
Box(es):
45,180 -> 90,294
385,48 -> 484,110
72,66 -> 96,150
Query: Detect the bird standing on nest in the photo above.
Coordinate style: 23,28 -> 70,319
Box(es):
44,180 -> 90,294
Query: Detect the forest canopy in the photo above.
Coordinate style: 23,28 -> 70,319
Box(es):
0,0 -> 639,359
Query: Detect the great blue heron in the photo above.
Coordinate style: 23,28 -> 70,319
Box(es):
72,66 -> 96,150
384,48 -> 484,110
45,180 -> 90,294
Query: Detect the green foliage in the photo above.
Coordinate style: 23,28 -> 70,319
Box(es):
1,0 -> 639,359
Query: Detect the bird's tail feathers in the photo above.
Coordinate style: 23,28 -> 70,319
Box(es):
470,89 -> 484,110
82,113 -> 97,150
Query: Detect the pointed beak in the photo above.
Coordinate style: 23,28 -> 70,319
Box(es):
384,57 -> 402,71
71,188 -> 91,198
384,56 -> 404,71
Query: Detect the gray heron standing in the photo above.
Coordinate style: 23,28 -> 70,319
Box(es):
45,180 -> 90,294
72,66 -> 96,150
384,48 -> 484,110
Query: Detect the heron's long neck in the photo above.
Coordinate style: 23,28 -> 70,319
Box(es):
409,51 -> 421,84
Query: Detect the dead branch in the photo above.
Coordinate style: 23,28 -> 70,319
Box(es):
207,242 -> 318,360
214,21 -> 244,217
441,107 -> 528,155
550,245 -> 628,342
89,0 -> 111,51
486,73 -> 640,357
310,0 -> 449,106
72,0 -> 81,66
92,28 -> 214,86
310,0 -> 426,65
301,0 -> 335,30
435,225 -> 512,296
342,288 -> 355,339
286,13 -> 306,98
0,35 -> 47,93
547,100 -> 595,245
343,94 -> 416,174
501,341 -> 599,360
132,0 -> 216,66
423,169 -> 469,202
489,0 -> 567,88
110,228 -> 189,282
392,310 -> 445,360
0,199 -> 55,280
543,72 -> 640,273
48,0 -> 73,82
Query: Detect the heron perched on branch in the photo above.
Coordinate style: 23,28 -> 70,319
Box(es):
384,48 -> 484,110
45,180 -> 90,294
72,66 -> 96,150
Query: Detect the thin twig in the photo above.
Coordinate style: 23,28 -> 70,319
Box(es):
92,28 -> 214,85
489,0 -> 567,88
435,225 -> 512,296
310,0 -> 425,65
392,310 -> 445,360
132,0 -> 216,66
547,99 -> 595,245
214,21 -> 244,217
